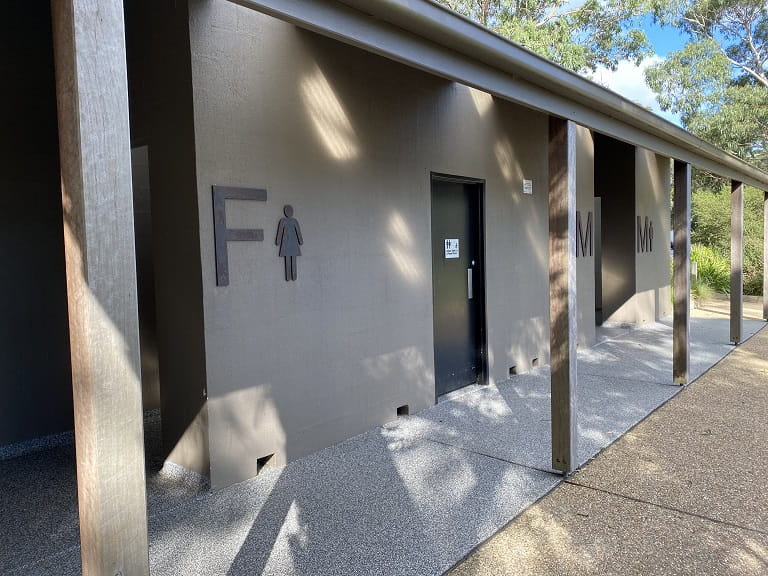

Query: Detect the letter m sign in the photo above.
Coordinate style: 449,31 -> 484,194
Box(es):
576,210 -> 593,257
637,216 -> 653,253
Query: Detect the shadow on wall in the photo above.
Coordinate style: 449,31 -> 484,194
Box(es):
363,345 -> 434,394
203,337 -> 435,489
172,20 -> 558,487
132,145 -> 161,410
295,26 -> 451,166
207,386 -> 286,487
503,315 -> 549,376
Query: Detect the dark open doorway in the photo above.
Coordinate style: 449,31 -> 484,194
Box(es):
594,134 -> 636,325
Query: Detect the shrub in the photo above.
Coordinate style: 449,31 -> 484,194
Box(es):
690,243 -> 730,294
691,276 -> 714,303
691,185 -> 764,295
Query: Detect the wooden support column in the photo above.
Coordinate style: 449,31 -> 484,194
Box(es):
673,161 -> 691,385
731,180 -> 744,344
52,1 -> 150,575
548,117 -> 578,474
764,190 -> 768,321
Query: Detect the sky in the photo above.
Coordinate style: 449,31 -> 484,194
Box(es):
590,15 -> 688,126
643,15 -> 689,57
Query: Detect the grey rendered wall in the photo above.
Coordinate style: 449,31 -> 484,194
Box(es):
188,2 -> 551,488
0,2 -> 74,446
634,149 -> 672,322
480,96 -> 550,379
594,134 -> 637,323
576,127 -> 596,346
125,0 -> 210,475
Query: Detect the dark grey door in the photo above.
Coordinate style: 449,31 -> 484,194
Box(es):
431,175 -> 484,396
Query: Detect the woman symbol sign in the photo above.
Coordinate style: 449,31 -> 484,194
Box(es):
275,204 -> 303,281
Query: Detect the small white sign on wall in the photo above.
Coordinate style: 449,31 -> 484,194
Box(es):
523,179 -> 533,195
445,238 -> 459,259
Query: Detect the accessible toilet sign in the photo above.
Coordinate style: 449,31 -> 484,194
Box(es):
445,238 -> 459,259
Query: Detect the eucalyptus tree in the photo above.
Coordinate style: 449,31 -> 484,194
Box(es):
645,1 -> 767,294
646,0 -> 767,168
434,0 -> 656,72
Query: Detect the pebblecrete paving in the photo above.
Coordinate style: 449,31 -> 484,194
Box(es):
1,313 -> 763,575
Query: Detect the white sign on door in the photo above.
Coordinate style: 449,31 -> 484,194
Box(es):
445,238 -> 459,259
523,179 -> 533,195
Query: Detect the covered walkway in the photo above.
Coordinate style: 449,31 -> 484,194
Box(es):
2,308 -> 763,575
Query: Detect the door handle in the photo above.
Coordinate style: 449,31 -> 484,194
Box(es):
467,268 -> 473,300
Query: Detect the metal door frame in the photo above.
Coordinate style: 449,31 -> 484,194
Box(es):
430,172 -> 488,398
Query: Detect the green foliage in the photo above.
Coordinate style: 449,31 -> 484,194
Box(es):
691,243 -> 731,294
645,39 -> 732,122
645,0 -> 768,169
434,0 -> 655,72
691,275 -> 714,303
686,84 -> 768,171
691,187 -> 731,246
656,1 -> 768,295
691,185 -> 764,295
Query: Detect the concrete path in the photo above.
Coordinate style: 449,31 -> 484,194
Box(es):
450,319 -> 768,576
1,309 -> 764,576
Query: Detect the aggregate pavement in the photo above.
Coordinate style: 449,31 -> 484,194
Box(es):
450,306 -> 768,576
1,306 -> 764,575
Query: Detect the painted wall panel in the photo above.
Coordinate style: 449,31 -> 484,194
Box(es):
188,2 -> 551,487
635,149 -> 672,322
593,136 -> 671,325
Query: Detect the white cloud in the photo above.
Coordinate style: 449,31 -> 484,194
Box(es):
589,57 -> 681,126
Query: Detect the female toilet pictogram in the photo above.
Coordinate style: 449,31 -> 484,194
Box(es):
275,204 -> 303,281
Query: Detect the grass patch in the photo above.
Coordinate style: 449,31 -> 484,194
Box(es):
691,243 -> 730,294
691,276 -> 714,303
